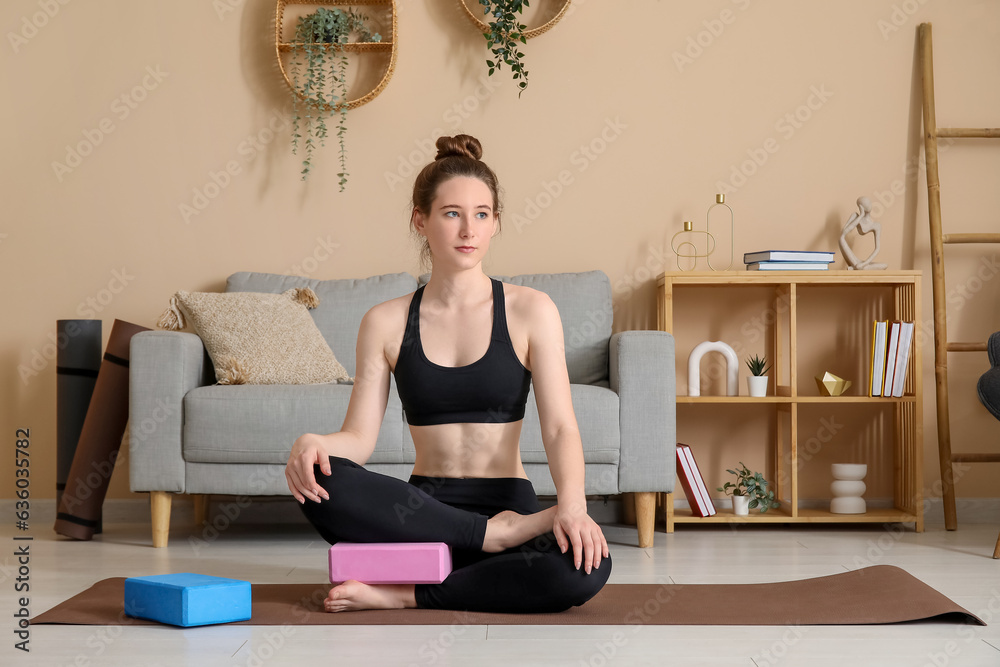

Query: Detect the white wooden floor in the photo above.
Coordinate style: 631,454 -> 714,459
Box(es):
6,501 -> 999,667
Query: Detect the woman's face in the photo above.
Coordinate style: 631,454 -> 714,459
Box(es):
414,176 -> 498,268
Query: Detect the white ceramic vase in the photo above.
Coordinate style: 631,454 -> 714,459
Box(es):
830,463 -> 868,514
747,375 -> 769,397
732,495 -> 750,516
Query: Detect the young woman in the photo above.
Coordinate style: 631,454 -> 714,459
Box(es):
284,134 -> 611,614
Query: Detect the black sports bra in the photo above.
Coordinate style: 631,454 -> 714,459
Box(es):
393,278 -> 532,426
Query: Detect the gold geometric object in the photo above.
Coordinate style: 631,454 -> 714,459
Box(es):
815,371 -> 852,396
671,221 -> 716,271
275,0 -> 398,112
706,193 -> 735,270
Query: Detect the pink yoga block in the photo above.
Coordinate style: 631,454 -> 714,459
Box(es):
329,543 -> 452,584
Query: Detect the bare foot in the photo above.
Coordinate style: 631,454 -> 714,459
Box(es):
324,581 -> 416,613
483,506 -> 557,553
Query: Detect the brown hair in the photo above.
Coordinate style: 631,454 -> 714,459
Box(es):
410,134 -> 503,268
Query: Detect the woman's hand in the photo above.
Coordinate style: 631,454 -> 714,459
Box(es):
553,501 -> 609,575
285,433 -> 332,504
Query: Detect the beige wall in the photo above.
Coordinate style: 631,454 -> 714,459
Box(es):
3,0 -> 999,504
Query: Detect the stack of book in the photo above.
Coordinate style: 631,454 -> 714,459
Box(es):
676,443 -> 716,517
743,250 -> 836,271
869,320 -> 915,397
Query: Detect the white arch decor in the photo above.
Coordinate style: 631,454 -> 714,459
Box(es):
688,341 -> 739,397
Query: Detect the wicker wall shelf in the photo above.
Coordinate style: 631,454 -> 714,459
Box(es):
275,0 -> 397,111
459,0 -> 571,39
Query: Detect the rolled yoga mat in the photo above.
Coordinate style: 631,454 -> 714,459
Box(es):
56,320 -> 102,525
55,319 -> 150,541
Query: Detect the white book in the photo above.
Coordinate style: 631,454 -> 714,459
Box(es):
891,322 -> 915,397
882,322 -> 901,396
746,261 -> 831,271
681,445 -> 716,516
743,250 -> 836,263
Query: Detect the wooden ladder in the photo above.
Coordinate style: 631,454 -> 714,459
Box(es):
918,23 -> 1000,554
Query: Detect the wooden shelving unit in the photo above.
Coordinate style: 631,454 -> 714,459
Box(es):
657,271 -> 924,532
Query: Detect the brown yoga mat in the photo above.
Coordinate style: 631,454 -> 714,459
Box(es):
54,319 -> 151,541
32,566 -> 983,627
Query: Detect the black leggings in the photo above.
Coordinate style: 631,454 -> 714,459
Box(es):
298,456 -> 611,613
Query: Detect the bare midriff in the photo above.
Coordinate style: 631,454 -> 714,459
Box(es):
409,420 -> 528,479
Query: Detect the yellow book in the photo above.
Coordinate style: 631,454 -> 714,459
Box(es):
870,321 -> 888,397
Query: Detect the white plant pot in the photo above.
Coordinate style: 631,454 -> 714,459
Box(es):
732,495 -> 750,516
747,375 -> 769,397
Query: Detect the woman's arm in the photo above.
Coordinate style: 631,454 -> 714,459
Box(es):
285,305 -> 393,504
526,291 -> 609,574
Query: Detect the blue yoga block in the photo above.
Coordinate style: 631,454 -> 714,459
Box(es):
124,573 -> 251,627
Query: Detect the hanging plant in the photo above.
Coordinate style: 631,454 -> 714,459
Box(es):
477,0 -> 529,95
288,7 -> 381,186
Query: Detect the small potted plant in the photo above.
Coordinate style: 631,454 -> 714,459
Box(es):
717,462 -> 779,516
287,7 -> 382,185
746,354 -> 771,397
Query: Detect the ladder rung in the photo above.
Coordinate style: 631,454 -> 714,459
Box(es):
936,127 -> 1000,138
947,342 -> 988,352
942,233 -> 1000,244
951,454 -> 1000,463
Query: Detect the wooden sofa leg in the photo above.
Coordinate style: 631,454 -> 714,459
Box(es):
151,491 -> 172,548
193,494 -> 209,526
635,492 -> 656,548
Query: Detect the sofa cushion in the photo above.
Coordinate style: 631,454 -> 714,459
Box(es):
159,287 -> 349,385
518,384 -> 620,465
419,271 -> 612,385
182,383 -> 405,465
226,272 -> 418,376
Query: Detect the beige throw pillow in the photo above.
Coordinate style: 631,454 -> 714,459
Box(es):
157,287 -> 350,385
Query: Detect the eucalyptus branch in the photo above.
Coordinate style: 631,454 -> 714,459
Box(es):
479,0 -> 529,95
288,7 -> 381,185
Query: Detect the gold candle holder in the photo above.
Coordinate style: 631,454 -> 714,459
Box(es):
671,221 -> 715,271
706,193 -> 735,270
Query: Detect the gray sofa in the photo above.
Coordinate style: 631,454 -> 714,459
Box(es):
129,270 -> 676,548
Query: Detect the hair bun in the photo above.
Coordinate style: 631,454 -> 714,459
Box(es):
435,134 -> 482,161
